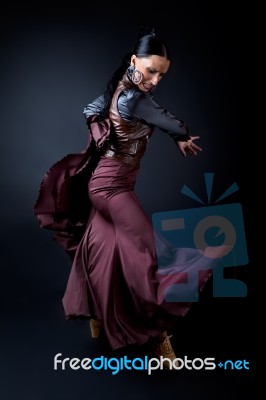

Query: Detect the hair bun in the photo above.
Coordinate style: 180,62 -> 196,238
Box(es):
136,25 -> 156,40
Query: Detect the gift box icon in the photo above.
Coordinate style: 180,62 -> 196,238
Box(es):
152,173 -> 249,301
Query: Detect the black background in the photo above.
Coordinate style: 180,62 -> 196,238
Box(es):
1,1 -> 257,399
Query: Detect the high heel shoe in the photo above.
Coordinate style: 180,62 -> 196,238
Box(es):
152,331 -> 178,369
89,318 -> 103,338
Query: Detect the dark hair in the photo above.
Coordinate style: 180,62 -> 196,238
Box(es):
99,27 -> 170,118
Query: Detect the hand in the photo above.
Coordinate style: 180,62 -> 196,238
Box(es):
176,136 -> 202,157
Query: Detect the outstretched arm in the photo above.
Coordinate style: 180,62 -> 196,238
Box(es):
127,90 -> 190,141
126,89 -> 202,156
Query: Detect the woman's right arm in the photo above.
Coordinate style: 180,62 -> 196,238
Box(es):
83,95 -> 105,118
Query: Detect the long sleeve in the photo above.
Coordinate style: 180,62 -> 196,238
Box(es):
83,88 -> 190,142
83,95 -> 105,118
126,89 -> 190,141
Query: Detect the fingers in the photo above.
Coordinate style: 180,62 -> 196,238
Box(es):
188,146 -> 198,155
190,136 -> 200,141
186,137 -> 202,155
191,143 -> 202,152
177,137 -> 202,157
187,142 -> 202,155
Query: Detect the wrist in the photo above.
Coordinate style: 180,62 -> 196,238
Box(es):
175,134 -> 191,142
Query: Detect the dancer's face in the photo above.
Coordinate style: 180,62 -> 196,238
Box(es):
130,54 -> 170,93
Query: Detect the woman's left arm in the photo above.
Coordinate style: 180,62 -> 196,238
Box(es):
127,89 -> 190,140
127,90 -> 202,156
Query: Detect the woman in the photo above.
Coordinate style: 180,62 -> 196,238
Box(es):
34,27 -> 216,366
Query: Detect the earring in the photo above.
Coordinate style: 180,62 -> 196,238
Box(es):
132,69 -> 143,84
127,65 -> 143,84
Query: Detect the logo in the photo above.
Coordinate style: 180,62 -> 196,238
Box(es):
53,353 -> 250,375
152,173 -> 249,301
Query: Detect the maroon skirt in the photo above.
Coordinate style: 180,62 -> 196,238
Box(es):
61,156 -> 217,350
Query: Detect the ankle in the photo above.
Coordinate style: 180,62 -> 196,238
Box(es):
89,318 -> 103,338
151,332 -> 177,369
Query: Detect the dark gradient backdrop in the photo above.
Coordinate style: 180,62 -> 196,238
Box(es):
1,1 -> 256,399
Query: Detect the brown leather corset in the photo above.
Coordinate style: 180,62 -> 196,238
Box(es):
102,75 -> 153,167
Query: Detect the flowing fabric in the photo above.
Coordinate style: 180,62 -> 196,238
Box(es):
33,116 -> 111,259
34,115 -> 219,351
61,156 -> 217,350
